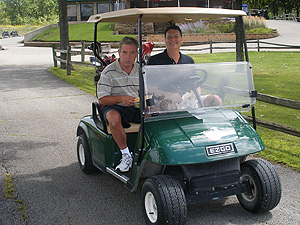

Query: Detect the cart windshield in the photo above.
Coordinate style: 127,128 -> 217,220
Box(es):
143,62 -> 255,114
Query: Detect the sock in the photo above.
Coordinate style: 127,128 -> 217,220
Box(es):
121,147 -> 130,155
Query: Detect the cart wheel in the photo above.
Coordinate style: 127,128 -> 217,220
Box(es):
77,134 -> 97,174
237,159 -> 281,213
141,175 -> 187,225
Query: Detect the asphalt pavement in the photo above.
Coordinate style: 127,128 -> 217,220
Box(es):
0,20 -> 300,225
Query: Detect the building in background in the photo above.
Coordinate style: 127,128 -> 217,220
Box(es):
131,0 -> 233,9
67,0 -> 234,22
67,0 -> 113,22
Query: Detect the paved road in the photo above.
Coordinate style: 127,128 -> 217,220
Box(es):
265,20 -> 300,45
0,21 -> 300,225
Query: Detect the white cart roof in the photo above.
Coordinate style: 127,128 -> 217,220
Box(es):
88,7 -> 247,23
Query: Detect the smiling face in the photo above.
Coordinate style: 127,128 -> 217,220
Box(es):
165,29 -> 183,51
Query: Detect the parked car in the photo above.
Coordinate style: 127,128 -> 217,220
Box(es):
77,7 -> 281,225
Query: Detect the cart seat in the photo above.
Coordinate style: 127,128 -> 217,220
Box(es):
107,123 -> 140,134
92,102 -> 140,134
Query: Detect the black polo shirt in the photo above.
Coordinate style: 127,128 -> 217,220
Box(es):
147,49 -> 194,65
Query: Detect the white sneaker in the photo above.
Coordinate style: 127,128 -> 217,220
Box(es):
115,153 -> 133,172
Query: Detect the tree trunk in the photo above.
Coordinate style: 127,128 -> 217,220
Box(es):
58,0 -> 69,69
234,0 -> 244,62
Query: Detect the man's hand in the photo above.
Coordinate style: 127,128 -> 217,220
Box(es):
99,95 -> 136,106
120,95 -> 135,106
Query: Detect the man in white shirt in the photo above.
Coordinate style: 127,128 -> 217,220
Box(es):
97,37 -> 139,172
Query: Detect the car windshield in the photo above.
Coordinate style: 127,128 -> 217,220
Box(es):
143,62 -> 255,114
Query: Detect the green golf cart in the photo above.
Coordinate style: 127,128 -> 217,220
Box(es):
76,7 -> 281,225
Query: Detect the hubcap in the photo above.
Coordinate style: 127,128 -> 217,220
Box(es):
79,144 -> 85,166
144,192 -> 158,223
241,174 -> 257,201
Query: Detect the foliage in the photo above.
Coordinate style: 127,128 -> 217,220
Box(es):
2,172 -> 28,221
246,27 -> 273,33
179,17 -> 270,34
244,16 -> 266,29
179,20 -> 207,34
243,0 -> 300,17
3,173 -> 15,199
0,0 -> 58,25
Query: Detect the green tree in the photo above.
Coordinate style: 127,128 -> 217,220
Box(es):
0,0 -> 58,25
0,1 -> 8,23
244,0 -> 299,18
243,0 -> 269,9
293,0 -> 300,18
2,0 -> 24,24
279,0 -> 293,14
269,0 -> 280,17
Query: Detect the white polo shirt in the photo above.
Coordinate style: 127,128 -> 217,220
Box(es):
97,60 -> 139,106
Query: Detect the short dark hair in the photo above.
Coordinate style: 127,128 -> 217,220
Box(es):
119,37 -> 138,51
164,25 -> 182,38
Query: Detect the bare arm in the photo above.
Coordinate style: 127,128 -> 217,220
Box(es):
99,95 -> 136,106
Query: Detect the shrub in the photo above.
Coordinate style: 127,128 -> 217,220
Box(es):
244,16 -> 266,29
180,20 -> 207,33
246,28 -> 273,33
179,16 -> 267,34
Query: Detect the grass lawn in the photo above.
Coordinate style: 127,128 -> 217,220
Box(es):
192,51 -> 300,131
257,127 -> 300,171
192,51 -> 300,101
50,51 -> 300,172
49,65 -> 96,95
33,23 -> 134,42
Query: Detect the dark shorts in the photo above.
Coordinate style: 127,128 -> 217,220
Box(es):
102,105 -> 141,128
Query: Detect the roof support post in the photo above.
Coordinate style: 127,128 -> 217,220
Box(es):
241,17 -> 249,62
93,22 -> 98,52
138,15 -> 144,113
137,14 -> 146,163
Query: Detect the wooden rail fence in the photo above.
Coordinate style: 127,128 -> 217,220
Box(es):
252,93 -> 300,137
244,115 -> 300,137
52,40 -> 111,75
52,39 -> 300,75
180,39 -> 300,53
257,93 -> 300,110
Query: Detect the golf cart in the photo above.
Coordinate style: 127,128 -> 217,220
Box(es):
77,7 -> 281,225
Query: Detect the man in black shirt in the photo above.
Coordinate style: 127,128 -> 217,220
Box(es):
147,25 -> 222,108
147,25 -> 194,65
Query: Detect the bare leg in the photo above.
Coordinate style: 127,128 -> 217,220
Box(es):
106,110 -> 127,150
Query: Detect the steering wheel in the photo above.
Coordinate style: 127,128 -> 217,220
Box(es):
171,68 -> 208,93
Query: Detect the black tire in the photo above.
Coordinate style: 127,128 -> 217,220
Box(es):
237,159 -> 281,213
141,175 -> 187,225
77,134 -> 97,174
